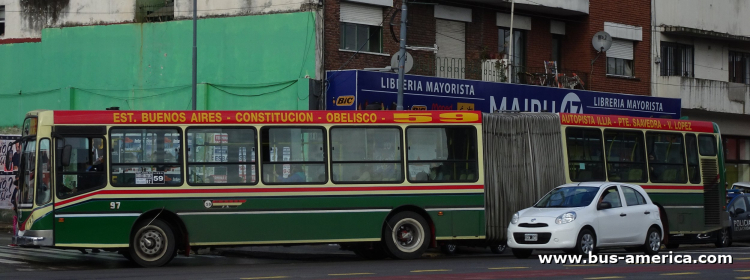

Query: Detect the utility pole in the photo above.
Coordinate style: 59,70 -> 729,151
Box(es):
191,0 -> 198,110
396,0 -> 408,110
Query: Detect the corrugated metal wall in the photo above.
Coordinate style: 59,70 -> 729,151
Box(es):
483,112 -> 567,242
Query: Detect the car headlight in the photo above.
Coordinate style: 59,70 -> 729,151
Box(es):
511,212 -> 519,224
555,212 -> 576,224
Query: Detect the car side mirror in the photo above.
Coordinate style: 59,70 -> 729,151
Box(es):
737,208 -> 746,215
598,201 -> 612,210
61,145 -> 72,167
4,150 -> 12,170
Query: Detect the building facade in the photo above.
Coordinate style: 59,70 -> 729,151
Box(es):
652,0 -> 750,186
324,0 -> 652,96
0,0 -> 323,127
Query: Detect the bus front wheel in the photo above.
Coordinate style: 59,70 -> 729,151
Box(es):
129,219 -> 177,267
383,211 -> 430,260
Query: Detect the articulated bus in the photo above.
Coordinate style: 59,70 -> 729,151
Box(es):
10,110 -> 725,267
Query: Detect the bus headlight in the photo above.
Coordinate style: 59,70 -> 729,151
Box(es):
555,212 -> 576,224
511,212 -> 519,224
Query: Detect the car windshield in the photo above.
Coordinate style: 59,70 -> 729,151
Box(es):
534,187 -> 599,208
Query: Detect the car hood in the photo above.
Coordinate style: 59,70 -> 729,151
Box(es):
519,207 -> 586,218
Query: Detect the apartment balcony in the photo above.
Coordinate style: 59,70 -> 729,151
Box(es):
654,76 -> 750,115
459,0 -> 589,16
411,57 -> 588,89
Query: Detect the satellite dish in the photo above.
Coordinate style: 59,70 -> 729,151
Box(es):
592,31 -> 613,53
391,52 -> 414,74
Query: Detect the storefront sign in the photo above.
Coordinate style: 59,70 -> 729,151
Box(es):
326,70 -> 681,118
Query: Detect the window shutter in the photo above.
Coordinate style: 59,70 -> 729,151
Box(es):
436,19 -> 466,59
340,2 -> 383,26
607,39 -> 634,60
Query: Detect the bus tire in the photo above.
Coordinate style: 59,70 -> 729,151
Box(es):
129,219 -> 177,267
383,211 -> 430,260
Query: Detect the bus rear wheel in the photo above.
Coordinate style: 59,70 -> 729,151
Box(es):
128,219 -> 176,267
383,211 -> 430,260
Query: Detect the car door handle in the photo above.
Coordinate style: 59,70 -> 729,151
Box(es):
644,211 -> 651,215
620,213 -> 627,217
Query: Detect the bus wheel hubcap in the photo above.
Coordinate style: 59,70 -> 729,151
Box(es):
136,226 -> 167,261
392,218 -> 424,253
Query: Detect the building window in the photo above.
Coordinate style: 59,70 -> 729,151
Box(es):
607,39 -> 634,77
136,0 -> 174,23
729,51 -> 750,84
551,35 -> 562,68
340,22 -> 382,53
0,5 -> 5,37
339,2 -> 383,53
499,28 -> 525,82
724,136 -> 750,188
661,42 -> 693,77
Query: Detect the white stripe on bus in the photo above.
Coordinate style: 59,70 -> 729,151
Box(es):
177,209 -> 392,216
55,213 -> 141,218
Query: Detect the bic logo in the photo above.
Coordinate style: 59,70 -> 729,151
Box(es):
561,92 -> 584,114
411,105 -> 427,110
335,96 -> 355,106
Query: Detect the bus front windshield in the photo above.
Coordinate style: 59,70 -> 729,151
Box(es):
534,187 -> 599,208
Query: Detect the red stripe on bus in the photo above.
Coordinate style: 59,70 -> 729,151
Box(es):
640,185 -> 704,190
54,185 -> 484,207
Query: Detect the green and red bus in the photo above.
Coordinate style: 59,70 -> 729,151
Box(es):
10,110 -> 727,267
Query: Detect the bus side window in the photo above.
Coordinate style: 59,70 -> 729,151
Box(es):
646,132 -> 687,183
565,128 -> 605,182
330,127 -> 403,183
698,134 -> 717,156
603,129 -> 647,183
260,127 -> 327,185
57,137 -> 107,198
109,128 -> 183,187
405,126 -> 478,183
685,134 -> 701,184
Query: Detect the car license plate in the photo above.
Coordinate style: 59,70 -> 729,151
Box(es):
524,233 -> 538,242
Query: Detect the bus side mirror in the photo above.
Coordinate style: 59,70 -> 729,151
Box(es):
4,150 -> 12,170
61,145 -> 72,167
597,201 -> 612,210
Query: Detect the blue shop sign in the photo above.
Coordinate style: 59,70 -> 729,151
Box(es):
325,70 -> 681,118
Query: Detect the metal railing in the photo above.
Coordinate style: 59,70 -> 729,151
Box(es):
412,56 -> 587,90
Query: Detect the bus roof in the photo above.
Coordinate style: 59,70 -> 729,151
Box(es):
52,110 -> 483,125
559,113 -> 716,133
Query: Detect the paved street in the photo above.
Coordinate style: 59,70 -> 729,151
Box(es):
1,232 -> 749,279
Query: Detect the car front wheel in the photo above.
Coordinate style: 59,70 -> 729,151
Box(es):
644,227 -> 661,255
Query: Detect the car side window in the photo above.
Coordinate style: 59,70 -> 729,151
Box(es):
599,187 -> 622,208
622,186 -> 646,206
733,198 -> 748,214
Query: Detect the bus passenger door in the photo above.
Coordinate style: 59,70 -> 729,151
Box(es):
52,126 -> 109,245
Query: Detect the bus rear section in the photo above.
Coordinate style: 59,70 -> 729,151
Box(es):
480,112 -> 728,247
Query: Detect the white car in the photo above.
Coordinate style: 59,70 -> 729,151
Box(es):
507,182 -> 663,258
